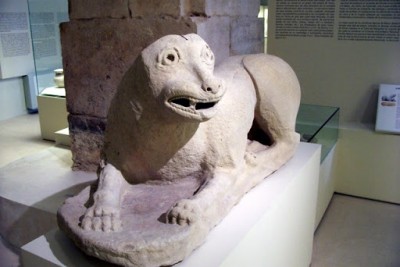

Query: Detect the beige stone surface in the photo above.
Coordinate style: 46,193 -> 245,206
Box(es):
68,0 -> 260,20
69,0 -> 130,19
129,0 -> 181,18
69,130 -> 104,172
61,0 -> 265,172
59,34 -> 301,266
181,0 -> 206,16
183,0 -> 260,17
58,180 -> 205,267
68,115 -> 107,171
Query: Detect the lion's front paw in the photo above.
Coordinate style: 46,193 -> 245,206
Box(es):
81,204 -> 122,232
167,199 -> 200,226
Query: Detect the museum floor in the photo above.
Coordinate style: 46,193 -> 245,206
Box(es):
1,114 -> 399,267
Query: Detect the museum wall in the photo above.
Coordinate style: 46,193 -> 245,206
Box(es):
267,0 -> 400,203
62,0 -> 264,171
0,0 -> 66,121
0,0 -> 35,121
267,0 -> 400,124
0,78 -> 27,121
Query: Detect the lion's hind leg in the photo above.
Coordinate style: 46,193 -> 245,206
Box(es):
243,54 -> 301,171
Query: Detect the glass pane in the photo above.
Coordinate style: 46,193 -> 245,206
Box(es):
28,0 -> 68,92
296,104 -> 340,162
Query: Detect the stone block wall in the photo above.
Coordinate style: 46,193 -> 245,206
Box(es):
62,0 -> 263,171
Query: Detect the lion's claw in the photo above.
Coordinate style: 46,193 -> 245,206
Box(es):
167,199 -> 200,226
81,205 -> 122,232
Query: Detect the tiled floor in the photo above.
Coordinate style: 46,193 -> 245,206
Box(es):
0,236 -> 20,267
1,114 -> 399,267
312,194 -> 400,267
0,114 -> 52,267
0,113 -> 52,169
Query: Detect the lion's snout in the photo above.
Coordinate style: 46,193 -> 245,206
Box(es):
201,77 -> 225,95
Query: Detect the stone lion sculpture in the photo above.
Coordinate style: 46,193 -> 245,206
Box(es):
58,34 -> 300,267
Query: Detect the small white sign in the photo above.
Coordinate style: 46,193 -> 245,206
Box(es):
375,84 -> 400,134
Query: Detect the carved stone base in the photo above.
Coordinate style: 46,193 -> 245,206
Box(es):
57,180 -> 209,267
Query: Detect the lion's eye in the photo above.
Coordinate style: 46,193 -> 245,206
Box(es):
167,54 -> 175,61
158,48 -> 180,66
201,45 -> 214,66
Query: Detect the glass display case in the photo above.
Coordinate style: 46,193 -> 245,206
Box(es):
27,0 -> 69,141
28,0 -> 68,92
296,104 -> 339,162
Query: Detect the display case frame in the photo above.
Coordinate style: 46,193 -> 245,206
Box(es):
296,104 -> 340,162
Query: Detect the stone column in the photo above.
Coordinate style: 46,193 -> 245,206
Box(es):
62,0 -> 263,171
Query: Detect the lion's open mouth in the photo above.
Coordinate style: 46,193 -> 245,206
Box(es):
170,97 -> 218,110
166,96 -> 221,121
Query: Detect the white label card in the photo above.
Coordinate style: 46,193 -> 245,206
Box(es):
375,84 -> 400,134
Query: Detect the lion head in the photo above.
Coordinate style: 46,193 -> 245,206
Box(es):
140,34 -> 226,122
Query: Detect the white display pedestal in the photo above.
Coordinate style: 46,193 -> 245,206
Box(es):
0,147 -> 96,247
55,128 -> 71,147
21,143 -> 321,267
37,87 -> 68,141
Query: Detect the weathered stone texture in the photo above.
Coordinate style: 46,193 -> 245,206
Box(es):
184,0 -> 260,17
58,34 -> 301,267
230,17 -> 264,55
68,0 -> 261,20
63,0 -> 264,171
69,0 -> 130,19
181,0 -> 206,16
69,115 -> 106,135
68,115 -> 107,171
129,0 -> 181,18
61,18 -> 196,118
68,114 -> 107,171
69,131 -> 104,172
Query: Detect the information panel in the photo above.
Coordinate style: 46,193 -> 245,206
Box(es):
268,0 -> 400,124
0,0 -> 35,79
274,0 -> 400,42
375,84 -> 400,134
